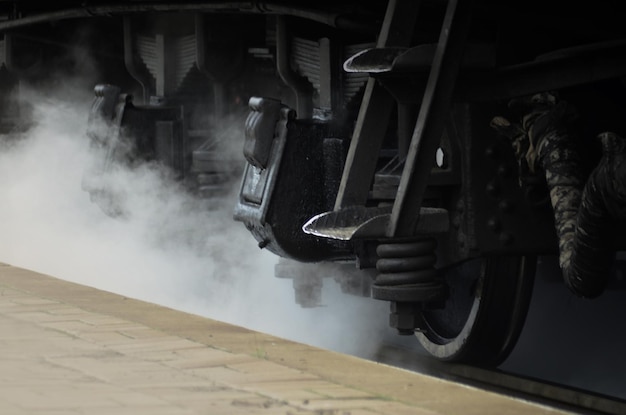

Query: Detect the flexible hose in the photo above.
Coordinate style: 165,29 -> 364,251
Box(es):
564,132 -> 626,297
493,93 -> 625,298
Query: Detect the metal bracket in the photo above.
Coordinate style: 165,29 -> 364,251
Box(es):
303,205 -> 449,241
387,0 -> 473,237
333,0 -> 420,209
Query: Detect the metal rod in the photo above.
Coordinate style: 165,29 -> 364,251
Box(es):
123,16 -> 151,103
276,15 -> 312,119
0,2 -> 342,32
459,40 -> 626,102
333,0 -> 420,209
387,0 -> 473,237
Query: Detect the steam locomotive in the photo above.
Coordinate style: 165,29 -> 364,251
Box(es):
1,1 -> 625,367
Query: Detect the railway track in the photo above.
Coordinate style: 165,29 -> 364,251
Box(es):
375,343 -> 626,415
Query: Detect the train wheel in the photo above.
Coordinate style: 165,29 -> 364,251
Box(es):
416,255 -> 536,367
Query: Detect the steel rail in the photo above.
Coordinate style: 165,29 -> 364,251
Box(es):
376,343 -> 626,415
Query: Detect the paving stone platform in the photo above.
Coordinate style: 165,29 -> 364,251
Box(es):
0,263 -> 571,414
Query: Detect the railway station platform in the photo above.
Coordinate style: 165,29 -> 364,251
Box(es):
0,262 -> 571,415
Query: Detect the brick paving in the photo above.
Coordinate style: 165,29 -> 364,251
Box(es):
0,263 -> 572,414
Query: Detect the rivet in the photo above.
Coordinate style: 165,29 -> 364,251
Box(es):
456,199 -> 465,212
485,145 -> 499,159
497,164 -> 512,178
499,233 -> 514,245
499,200 -> 514,213
487,218 -> 501,232
457,233 -> 466,248
452,215 -> 462,229
486,181 -> 500,197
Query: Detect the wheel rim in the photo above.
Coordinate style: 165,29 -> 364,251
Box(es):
416,256 -> 536,366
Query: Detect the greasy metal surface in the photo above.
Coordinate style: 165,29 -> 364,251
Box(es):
333,0 -> 419,210
0,3 -> 360,31
243,97 -> 282,169
276,16 -> 313,119
235,109 -> 351,261
376,343 -> 626,415
234,105 -> 293,224
449,364 -> 626,415
388,0 -> 473,237
303,205 -> 449,240
459,39 -> 626,102
344,43 -> 495,74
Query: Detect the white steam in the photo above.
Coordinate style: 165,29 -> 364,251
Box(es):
0,86 -> 391,358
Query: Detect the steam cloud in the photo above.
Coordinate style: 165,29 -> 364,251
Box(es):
4,84 -> 626,406
0,85 -> 392,358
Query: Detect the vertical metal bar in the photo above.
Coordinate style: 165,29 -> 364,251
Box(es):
319,37 -> 340,112
334,0 -> 421,210
1,33 -> 12,70
155,34 -> 166,97
195,14 -> 227,117
334,78 -> 394,208
195,13 -> 207,75
387,0 -> 473,237
155,121 -> 175,168
397,104 -> 418,160
123,16 -> 151,103
276,15 -> 313,119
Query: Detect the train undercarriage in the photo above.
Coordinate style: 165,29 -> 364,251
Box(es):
1,0 -> 625,367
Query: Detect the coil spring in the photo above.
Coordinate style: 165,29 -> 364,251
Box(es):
375,238 -> 438,286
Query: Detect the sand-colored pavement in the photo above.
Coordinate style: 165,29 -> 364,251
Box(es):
0,263 -> 572,414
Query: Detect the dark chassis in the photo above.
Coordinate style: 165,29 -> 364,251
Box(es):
1,0 -> 625,366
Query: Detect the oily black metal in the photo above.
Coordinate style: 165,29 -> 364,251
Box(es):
334,0 -> 420,210
459,39 -> 626,103
123,16 -> 152,104
234,97 -> 352,262
375,239 -> 438,286
5,0 -> 626,366
372,238 -> 447,332
0,2 -> 381,32
389,301 -> 426,335
276,16 -> 313,120
387,0 -> 473,238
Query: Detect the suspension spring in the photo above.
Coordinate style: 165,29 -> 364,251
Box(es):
372,237 -> 446,303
